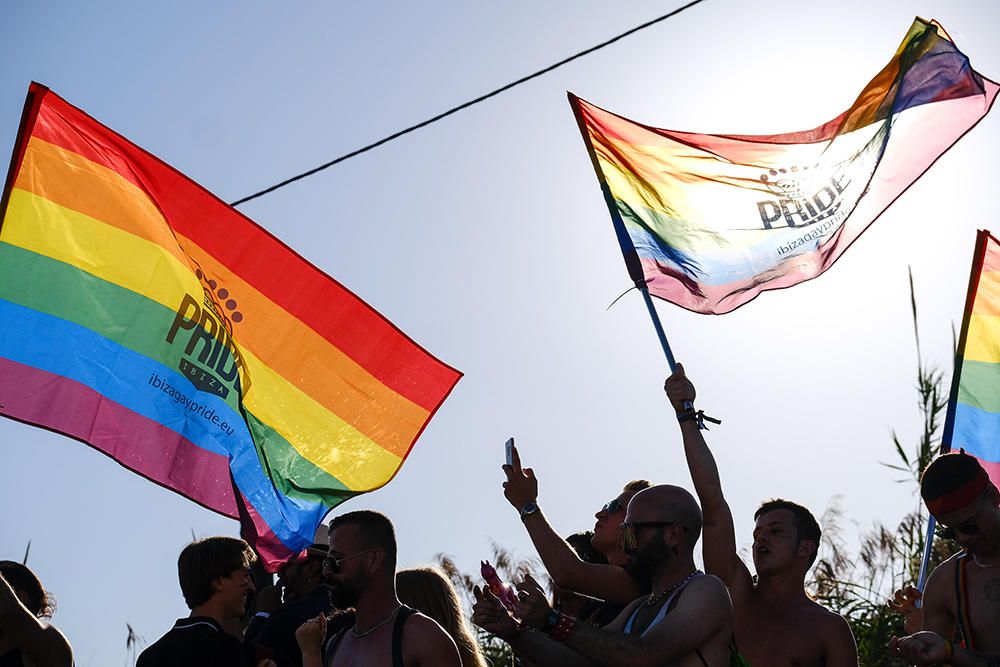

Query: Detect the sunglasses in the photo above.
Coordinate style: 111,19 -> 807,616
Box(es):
600,498 -> 625,514
934,492 -> 989,541
619,521 -> 686,552
935,520 -> 981,541
322,548 -> 378,573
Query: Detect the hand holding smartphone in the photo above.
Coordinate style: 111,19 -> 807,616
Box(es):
481,560 -> 519,612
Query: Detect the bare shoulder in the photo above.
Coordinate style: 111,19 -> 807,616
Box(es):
680,575 -> 734,618
803,600 -> 854,637
922,553 -> 959,604
690,573 -> 733,600
803,598 -> 846,621
33,622 -> 74,667
402,612 -> 461,667
926,552 -> 960,583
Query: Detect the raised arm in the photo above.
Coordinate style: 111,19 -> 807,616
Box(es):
503,443 -> 642,604
664,365 -> 752,595
0,572 -> 73,667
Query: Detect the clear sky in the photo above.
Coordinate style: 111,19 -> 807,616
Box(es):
1,1 -> 998,664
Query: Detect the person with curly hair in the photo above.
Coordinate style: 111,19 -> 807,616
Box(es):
0,560 -> 73,667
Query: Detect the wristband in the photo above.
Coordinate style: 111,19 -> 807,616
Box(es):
546,612 -> 575,641
541,609 -> 560,633
944,638 -> 953,662
676,408 -> 722,430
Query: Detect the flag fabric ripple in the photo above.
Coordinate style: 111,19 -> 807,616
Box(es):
0,84 -> 462,568
946,230 -> 1000,489
570,18 -> 998,314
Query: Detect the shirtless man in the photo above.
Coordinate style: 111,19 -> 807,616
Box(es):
295,510 -> 461,667
474,485 -> 734,667
502,440 -> 649,606
665,364 -> 858,667
891,451 -> 1000,657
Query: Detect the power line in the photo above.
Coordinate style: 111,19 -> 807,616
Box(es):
230,0 -> 709,206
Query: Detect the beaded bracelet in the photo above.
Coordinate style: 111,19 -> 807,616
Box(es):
548,612 -> 575,641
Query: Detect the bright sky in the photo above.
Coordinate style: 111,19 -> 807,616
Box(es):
2,1 -> 999,664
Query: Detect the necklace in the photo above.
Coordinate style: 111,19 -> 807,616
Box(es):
352,605 -> 400,638
973,554 -> 1000,568
644,571 -> 700,607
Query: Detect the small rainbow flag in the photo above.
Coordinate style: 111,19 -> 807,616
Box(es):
945,230 -> 1000,488
0,84 -> 462,567
570,18 -> 998,314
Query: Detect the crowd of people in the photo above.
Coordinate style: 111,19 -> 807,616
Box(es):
2,366 -> 999,666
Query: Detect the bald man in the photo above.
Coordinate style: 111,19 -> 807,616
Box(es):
473,485 -> 735,667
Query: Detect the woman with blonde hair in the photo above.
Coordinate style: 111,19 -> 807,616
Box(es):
396,567 -> 487,667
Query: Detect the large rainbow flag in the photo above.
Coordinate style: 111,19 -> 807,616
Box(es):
570,18 -> 998,314
0,84 -> 462,568
944,230 -> 1000,487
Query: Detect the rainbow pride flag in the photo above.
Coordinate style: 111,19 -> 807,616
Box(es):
570,18 -> 998,314
944,230 -> 1000,487
0,84 -> 462,568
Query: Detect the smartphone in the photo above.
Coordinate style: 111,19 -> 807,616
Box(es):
505,437 -> 514,466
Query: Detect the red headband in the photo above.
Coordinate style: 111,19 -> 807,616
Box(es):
925,467 -> 990,516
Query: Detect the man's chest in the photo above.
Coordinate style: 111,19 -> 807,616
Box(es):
329,633 -> 398,667
736,606 -> 826,667
957,569 -> 1000,652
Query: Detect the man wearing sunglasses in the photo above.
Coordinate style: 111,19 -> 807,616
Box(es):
502,440 -> 650,607
891,450 -> 1000,659
294,510 -> 461,667
664,364 -> 858,667
473,484 -> 735,667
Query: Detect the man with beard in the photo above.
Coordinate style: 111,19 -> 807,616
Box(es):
473,485 -> 735,667
246,544 -> 332,667
138,536 -> 265,667
664,365 -> 857,667
295,510 -> 461,667
502,440 -> 650,606
890,451 -> 1000,658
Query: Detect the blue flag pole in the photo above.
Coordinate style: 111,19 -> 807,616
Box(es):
639,285 -> 677,373
916,229 -> 990,591
569,92 -> 681,374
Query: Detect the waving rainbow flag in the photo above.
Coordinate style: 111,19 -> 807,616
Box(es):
945,230 -> 1000,487
0,84 -> 462,568
571,18 -> 998,314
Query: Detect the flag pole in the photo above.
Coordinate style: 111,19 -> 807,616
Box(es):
639,284 -> 677,372
568,92 -> 678,373
916,229 -> 991,591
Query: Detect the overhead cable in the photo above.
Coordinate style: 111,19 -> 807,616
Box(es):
230,0 -> 708,206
